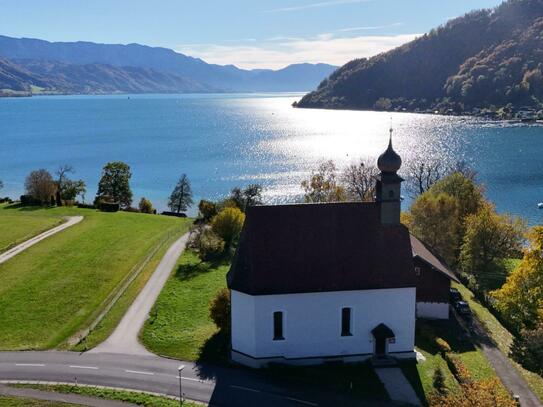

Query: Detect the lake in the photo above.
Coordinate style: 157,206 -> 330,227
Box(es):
1,93 -> 542,224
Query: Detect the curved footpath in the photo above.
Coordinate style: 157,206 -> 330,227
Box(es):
0,216 -> 84,265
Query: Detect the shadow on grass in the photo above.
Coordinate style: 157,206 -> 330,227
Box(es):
2,203 -> 52,211
174,257 -> 229,282
416,317 -> 481,355
194,330 -> 231,380
400,359 -> 427,405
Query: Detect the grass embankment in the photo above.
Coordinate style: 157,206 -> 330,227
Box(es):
454,282 -> 543,401
141,250 -> 230,361
0,396 -> 76,406
0,205 -> 191,350
12,385 -> 200,407
401,318 -> 500,405
0,204 -> 64,253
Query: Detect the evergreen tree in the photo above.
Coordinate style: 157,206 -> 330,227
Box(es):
168,174 -> 193,213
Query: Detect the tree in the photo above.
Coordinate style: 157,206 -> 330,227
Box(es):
229,184 -> 263,211
168,174 -> 193,213
460,203 -> 525,276
25,169 -> 57,205
197,229 -> 225,261
198,200 -> 218,222
510,321 -> 543,375
429,377 -> 516,407
429,172 -> 483,220
55,165 -> 74,205
492,226 -> 543,332
301,160 -> 346,203
341,159 -> 379,201
138,197 -> 154,214
96,161 -> 133,208
211,207 -> 245,248
210,288 -> 231,332
408,192 -> 462,266
406,158 -> 445,197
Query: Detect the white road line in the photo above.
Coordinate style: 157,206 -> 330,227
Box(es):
69,365 -> 99,370
285,397 -> 318,406
125,369 -> 155,376
229,384 -> 261,393
15,364 -> 45,367
176,376 -> 205,383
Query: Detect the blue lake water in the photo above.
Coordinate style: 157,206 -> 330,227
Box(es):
1,93 -> 542,224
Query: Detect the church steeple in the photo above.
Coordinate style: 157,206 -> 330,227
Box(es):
375,127 -> 403,225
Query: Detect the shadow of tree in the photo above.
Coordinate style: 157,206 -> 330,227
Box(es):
174,258 -> 228,282
416,318 -> 480,355
2,203 -> 51,211
400,359 -> 427,405
194,330 -> 231,380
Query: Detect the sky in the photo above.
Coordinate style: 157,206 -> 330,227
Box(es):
0,0 -> 504,69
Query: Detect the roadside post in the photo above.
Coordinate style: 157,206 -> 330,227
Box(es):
178,365 -> 185,406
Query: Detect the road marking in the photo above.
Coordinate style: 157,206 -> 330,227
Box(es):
15,364 -> 45,367
175,376 -> 204,382
69,365 -> 99,370
230,384 -> 261,393
285,397 -> 318,406
125,369 -> 155,376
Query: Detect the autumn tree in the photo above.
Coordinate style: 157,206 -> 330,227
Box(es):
341,159 -> 379,201
408,192 -> 462,266
198,199 -> 218,222
168,174 -> 193,213
211,207 -> 245,248
96,161 -> 133,208
138,197 -> 154,214
510,321 -> 543,375
429,377 -> 516,407
301,160 -> 346,203
460,202 -> 526,276
25,169 -> 57,205
492,226 -> 543,332
210,288 -> 231,332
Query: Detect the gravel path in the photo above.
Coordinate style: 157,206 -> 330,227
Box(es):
90,233 -> 190,355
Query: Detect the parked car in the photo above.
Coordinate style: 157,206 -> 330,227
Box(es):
454,301 -> 472,319
450,287 -> 462,303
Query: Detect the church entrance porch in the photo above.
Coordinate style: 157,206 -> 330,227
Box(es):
372,323 -> 395,359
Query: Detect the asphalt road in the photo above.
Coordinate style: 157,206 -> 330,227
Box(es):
91,233 -> 190,355
0,351 -> 377,407
0,216 -> 83,265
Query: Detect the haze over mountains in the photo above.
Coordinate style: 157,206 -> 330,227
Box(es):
298,0 -> 543,116
0,35 -> 337,95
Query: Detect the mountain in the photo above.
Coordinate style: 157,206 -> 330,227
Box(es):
297,0 -> 543,116
0,35 -> 337,94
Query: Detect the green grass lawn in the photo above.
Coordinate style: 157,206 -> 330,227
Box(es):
0,396 -> 76,406
0,204 -> 65,253
0,205 -> 191,350
454,282 -> 543,401
141,250 -> 230,361
12,384 -> 200,407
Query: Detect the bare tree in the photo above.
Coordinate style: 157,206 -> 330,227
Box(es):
55,165 -> 74,206
25,169 -> 57,205
406,158 -> 445,197
341,159 -> 379,201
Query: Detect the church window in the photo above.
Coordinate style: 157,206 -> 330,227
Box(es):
273,311 -> 284,340
415,266 -> 422,276
341,307 -> 352,336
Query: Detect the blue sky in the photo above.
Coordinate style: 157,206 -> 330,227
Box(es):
0,0 -> 504,69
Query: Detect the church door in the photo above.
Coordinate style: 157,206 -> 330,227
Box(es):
375,337 -> 386,357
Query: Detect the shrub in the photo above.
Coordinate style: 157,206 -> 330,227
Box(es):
444,353 -> 471,384
211,207 -> 245,247
429,377 -> 516,407
198,199 -> 218,222
138,197 -> 154,214
436,337 -> 452,356
20,194 -> 41,206
210,288 -> 231,332
198,230 -> 225,261
76,203 -> 96,209
99,201 -> 120,212
123,207 -> 140,213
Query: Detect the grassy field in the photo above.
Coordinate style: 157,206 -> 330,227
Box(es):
12,384 -> 200,407
0,205 -> 191,350
455,282 -> 543,401
141,250 -> 230,361
0,204 -> 64,253
0,396 -> 76,406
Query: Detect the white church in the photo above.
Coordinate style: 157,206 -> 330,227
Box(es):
227,134 -> 458,368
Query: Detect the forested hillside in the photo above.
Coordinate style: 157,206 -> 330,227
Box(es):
297,0 -> 543,117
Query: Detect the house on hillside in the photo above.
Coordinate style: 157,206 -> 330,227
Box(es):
227,131 -> 458,368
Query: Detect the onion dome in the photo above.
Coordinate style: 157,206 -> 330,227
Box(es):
377,129 -> 402,173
